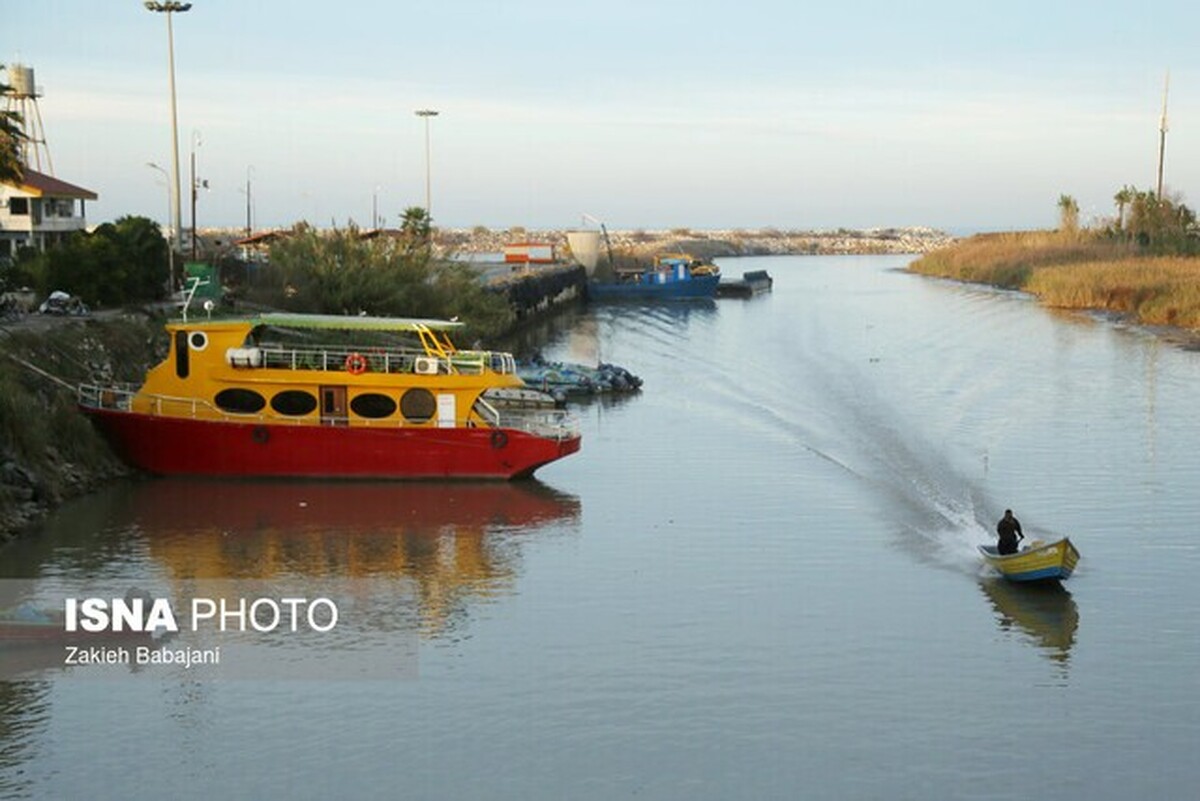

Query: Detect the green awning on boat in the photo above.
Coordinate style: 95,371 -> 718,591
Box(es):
253,313 -> 464,332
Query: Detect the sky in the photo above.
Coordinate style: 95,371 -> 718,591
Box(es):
4,1 -> 1198,234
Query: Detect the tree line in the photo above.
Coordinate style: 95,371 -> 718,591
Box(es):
248,214 -> 513,340
1,216 -> 170,306
0,207 -> 513,340
1058,187 -> 1197,255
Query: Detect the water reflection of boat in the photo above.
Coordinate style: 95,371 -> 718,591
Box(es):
1,603 -> 165,679
2,643 -> 81,680
132,478 -> 579,539
133,479 -> 581,637
979,579 -> 1079,667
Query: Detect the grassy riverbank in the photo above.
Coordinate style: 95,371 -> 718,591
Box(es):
908,232 -> 1200,332
0,316 -> 162,540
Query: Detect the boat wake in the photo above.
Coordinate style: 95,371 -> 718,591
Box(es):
576,300 -> 1020,576
683,332 -> 1005,576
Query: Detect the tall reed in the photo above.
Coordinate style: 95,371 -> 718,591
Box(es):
909,232 -> 1200,331
1025,258 -> 1200,329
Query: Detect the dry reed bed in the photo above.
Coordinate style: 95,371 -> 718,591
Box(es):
909,233 -> 1200,331
1026,259 -> 1200,329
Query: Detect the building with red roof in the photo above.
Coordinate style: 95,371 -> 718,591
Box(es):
0,168 -> 98,260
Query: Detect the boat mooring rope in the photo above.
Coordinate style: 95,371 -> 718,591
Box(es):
2,352 -> 78,393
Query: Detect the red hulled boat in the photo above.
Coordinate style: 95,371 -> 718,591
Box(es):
78,313 -> 581,480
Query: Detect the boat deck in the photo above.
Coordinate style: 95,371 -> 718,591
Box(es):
225,342 -> 515,377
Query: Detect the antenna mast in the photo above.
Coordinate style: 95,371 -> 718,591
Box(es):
1156,70 -> 1170,200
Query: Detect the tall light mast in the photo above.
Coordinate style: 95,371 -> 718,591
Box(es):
145,1 -> 193,254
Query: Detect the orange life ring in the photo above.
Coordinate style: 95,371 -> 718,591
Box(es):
345,353 -> 368,375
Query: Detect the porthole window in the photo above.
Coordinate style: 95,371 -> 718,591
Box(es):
189,331 -> 209,351
351,392 -> 398,419
214,388 -> 266,414
271,390 -> 318,416
399,388 -> 436,423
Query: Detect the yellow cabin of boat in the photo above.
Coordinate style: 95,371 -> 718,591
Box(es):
130,314 -> 524,430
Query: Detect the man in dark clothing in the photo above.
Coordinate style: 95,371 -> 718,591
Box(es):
996,509 -> 1024,555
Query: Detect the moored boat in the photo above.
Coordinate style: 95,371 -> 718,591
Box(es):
716,269 -> 774,298
978,537 -> 1081,582
588,253 -> 720,300
78,313 -> 581,480
516,358 -> 643,399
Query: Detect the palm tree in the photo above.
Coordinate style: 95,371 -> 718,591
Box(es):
400,206 -> 432,244
1057,194 -> 1079,233
0,67 -> 26,183
1114,185 -> 1135,231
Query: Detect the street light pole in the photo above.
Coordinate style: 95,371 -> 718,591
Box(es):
145,1 -> 192,258
147,162 -> 176,292
414,109 -> 439,222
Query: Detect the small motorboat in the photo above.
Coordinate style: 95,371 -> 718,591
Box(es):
979,538 -> 1081,582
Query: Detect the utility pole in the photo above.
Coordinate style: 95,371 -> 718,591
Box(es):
189,130 -> 205,260
1156,70 -> 1170,201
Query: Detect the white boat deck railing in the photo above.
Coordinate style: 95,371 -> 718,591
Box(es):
230,344 -> 515,377
77,384 -> 579,441
471,397 -> 580,440
500,407 -> 581,440
77,384 -> 139,411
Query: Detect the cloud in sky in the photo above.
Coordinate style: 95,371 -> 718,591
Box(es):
6,0 -> 1196,233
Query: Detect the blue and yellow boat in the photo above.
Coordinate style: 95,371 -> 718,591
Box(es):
979,538 -> 1081,582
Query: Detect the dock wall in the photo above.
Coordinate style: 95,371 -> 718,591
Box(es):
489,264 -> 586,320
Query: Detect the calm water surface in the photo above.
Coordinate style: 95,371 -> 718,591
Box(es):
2,255 -> 1199,800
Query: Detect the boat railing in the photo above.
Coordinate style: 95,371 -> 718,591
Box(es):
233,344 -> 515,376
80,384 -> 228,419
474,396 -> 503,427
471,397 -> 579,440
77,384 -> 138,411
493,407 -> 582,441
79,384 -> 580,440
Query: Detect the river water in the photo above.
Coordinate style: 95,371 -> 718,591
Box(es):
2,255 -> 1199,799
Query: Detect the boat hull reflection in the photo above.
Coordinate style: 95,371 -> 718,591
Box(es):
132,479 -> 581,637
979,579 -> 1079,669
132,478 -> 580,540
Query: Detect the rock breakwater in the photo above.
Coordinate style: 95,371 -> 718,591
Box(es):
439,226 -> 952,260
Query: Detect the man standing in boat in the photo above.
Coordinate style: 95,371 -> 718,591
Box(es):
996,509 -> 1024,555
